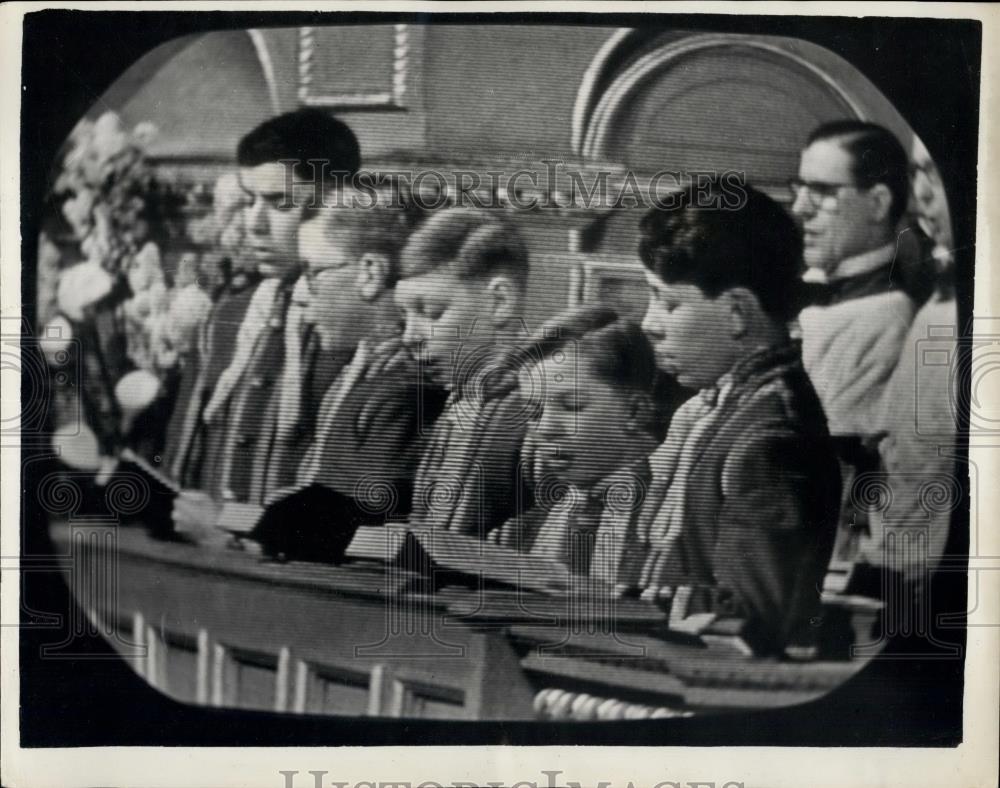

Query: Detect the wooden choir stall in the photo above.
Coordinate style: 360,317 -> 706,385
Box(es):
52,516 -> 883,721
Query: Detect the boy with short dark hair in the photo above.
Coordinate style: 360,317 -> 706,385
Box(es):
638,180 -> 841,655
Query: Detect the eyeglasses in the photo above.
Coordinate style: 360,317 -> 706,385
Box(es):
787,178 -> 863,210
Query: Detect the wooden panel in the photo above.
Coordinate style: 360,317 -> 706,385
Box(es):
162,632 -> 201,702
609,44 -> 855,183
576,256 -> 648,323
297,662 -> 371,716
52,523 -> 876,719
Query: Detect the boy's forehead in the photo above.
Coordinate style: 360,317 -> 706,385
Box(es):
644,270 -> 703,302
238,162 -> 293,191
238,162 -> 320,199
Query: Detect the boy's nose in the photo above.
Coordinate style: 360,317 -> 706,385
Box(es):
535,408 -> 570,441
641,307 -> 664,340
401,320 -> 424,351
246,201 -> 269,235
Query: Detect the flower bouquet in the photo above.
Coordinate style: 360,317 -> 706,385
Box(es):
41,111 -> 202,468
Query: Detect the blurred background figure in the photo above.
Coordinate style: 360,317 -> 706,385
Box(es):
854,135 -> 959,596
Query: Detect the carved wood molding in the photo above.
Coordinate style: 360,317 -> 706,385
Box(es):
297,24 -> 411,110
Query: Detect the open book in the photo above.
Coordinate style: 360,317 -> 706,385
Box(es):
346,524 -> 575,596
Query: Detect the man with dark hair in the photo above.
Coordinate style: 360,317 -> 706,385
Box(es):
164,109 -> 362,529
393,207 -> 533,538
791,120 -> 915,436
638,180 -> 841,656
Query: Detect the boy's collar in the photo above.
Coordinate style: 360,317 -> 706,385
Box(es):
699,339 -> 799,406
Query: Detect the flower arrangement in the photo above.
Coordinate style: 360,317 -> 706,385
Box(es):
42,111 -> 231,460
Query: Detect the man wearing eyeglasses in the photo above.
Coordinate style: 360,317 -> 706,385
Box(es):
790,120 -> 916,437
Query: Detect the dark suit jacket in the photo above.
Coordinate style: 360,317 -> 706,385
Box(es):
645,342 -> 841,654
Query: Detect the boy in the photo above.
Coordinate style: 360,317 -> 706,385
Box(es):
174,205 -> 446,557
393,208 -> 533,538
491,305 -> 670,589
638,180 -> 841,655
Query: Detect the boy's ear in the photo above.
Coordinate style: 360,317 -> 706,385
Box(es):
724,287 -> 759,339
486,275 -> 519,326
357,252 -> 391,300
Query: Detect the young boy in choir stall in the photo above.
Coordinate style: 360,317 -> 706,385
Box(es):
490,305 -> 682,591
392,208 -> 534,538
173,204 -> 447,560
636,180 -> 841,656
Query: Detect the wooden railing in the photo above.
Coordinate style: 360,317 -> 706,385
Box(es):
51,521 -> 879,720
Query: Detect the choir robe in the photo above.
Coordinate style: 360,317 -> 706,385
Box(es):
161,271 -> 260,489
409,360 -> 532,538
491,460 -> 652,588
163,272 -> 352,505
638,341 -> 841,655
220,339 -> 447,559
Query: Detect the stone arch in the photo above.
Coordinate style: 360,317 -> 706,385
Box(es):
96,29 -> 281,159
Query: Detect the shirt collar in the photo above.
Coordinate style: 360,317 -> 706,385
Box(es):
830,241 -> 896,282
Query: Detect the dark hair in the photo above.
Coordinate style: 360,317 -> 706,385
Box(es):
236,109 -> 360,185
521,305 -> 680,439
528,305 -> 654,391
807,120 -> 909,225
639,180 -> 803,322
399,208 -> 529,289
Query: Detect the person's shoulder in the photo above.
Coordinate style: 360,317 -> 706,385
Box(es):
803,289 -> 913,327
731,349 -> 828,436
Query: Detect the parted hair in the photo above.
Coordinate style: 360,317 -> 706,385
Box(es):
807,120 -> 910,225
521,305 -> 681,440
236,109 -> 361,184
639,180 -> 803,323
399,208 -> 529,289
